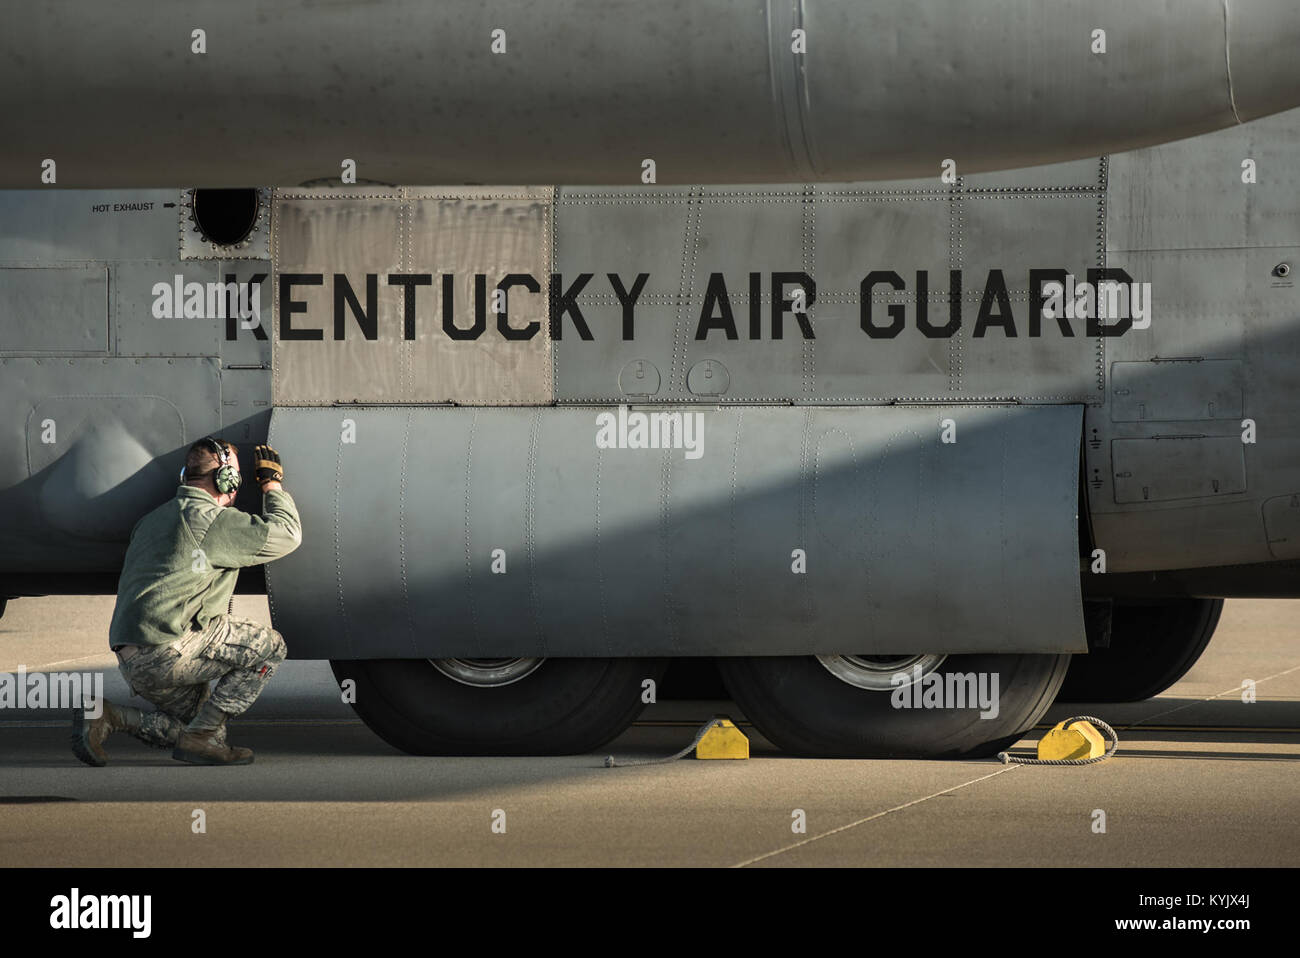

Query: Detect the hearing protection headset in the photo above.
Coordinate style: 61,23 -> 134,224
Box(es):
181,437 -> 242,494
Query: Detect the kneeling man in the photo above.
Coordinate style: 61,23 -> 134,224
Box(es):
73,438 -> 301,766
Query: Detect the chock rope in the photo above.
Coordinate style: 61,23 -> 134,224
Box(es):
997,715 -> 1120,766
604,717 -> 726,767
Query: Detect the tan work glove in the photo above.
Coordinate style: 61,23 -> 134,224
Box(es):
252,444 -> 284,485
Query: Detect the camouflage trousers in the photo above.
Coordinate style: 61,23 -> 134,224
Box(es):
116,616 -> 287,748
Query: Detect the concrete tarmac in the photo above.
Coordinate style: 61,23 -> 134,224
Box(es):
1,595 -> 1296,867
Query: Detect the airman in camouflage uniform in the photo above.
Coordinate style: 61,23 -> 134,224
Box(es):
72,439 -> 301,767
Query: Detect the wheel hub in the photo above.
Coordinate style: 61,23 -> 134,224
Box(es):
815,653 -> 948,691
428,657 -> 545,688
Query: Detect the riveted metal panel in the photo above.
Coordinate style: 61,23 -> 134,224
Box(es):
407,189 -> 552,404
671,188 -> 812,392
954,190 -> 1103,400
110,261 -> 224,358
1086,111 -> 1300,574
552,188 -> 698,401
0,267 -> 108,354
273,190 -> 403,405
553,178 -> 1105,403
555,188 -> 695,298
694,188 -> 806,278
1108,108 -> 1300,252
814,187 -> 953,294
962,193 -> 1100,293
271,187 -> 552,405
266,403 -> 1085,659
814,186 -> 956,401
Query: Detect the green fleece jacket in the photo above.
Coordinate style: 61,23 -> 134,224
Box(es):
108,485 -> 302,648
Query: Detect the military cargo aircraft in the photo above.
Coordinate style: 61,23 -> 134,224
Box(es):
3,1 -> 1300,757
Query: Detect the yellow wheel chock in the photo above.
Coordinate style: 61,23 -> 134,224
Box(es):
695,717 -> 749,760
998,715 -> 1119,765
605,715 -> 749,767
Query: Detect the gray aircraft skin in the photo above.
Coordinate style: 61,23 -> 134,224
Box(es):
6,0 -> 1300,186
3,2 -> 1300,756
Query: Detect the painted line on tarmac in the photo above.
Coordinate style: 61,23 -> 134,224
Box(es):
1127,663 -> 1300,728
1033,724 -> 1300,733
0,653 -> 117,672
731,764 -> 1022,868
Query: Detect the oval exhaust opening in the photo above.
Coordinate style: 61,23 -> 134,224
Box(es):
191,188 -> 260,246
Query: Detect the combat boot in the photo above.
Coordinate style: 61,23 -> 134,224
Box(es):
172,728 -> 254,766
71,701 -> 142,767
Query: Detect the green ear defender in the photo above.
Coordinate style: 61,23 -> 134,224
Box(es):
183,436 -> 241,494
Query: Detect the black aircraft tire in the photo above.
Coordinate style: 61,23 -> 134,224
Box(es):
716,653 -> 1071,759
1058,598 -> 1223,703
331,657 -> 666,756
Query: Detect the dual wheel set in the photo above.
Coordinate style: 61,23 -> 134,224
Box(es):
331,597 -> 1223,758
